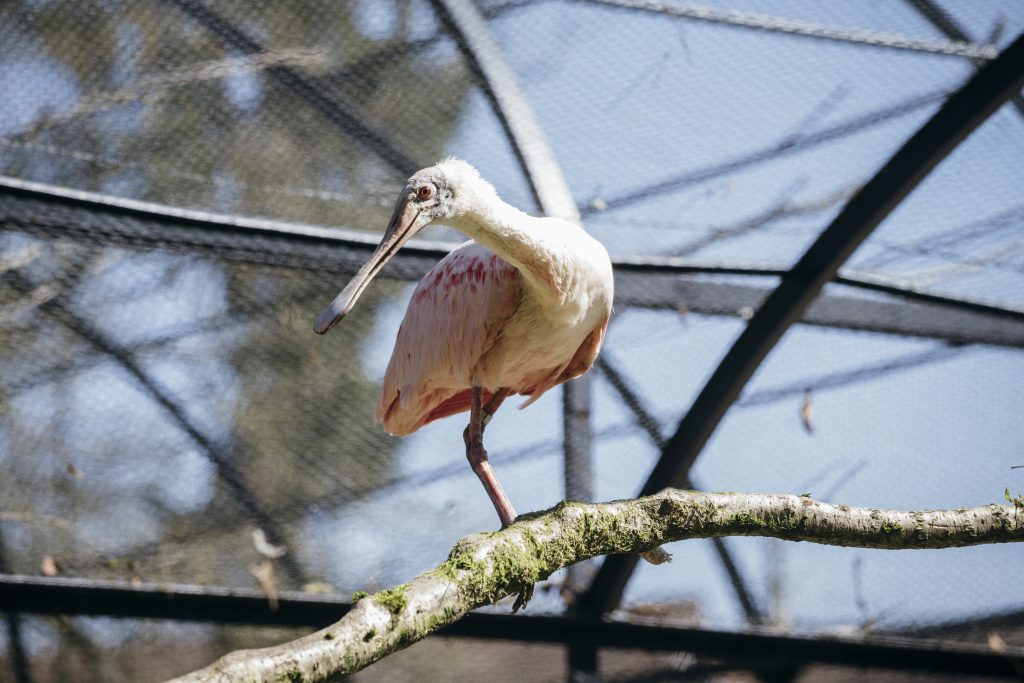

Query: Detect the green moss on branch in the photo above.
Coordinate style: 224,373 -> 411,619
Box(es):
171,490 -> 1022,683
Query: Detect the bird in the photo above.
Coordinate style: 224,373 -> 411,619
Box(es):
314,158 -> 613,529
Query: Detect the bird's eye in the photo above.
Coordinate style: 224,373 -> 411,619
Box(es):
417,185 -> 434,200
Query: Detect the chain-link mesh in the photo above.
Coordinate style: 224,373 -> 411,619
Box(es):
1,1 -> 1022,681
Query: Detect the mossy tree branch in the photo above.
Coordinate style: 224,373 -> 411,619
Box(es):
169,489 -> 1023,683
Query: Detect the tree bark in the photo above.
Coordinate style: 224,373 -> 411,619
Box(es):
169,489 -> 1023,683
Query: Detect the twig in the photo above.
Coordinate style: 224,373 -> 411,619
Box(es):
170,489 -> 1023,682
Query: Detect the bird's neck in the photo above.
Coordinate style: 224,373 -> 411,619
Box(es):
449,197 -> 563,303
451,196 -> 535,247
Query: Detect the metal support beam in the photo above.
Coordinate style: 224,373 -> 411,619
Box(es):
4,176 -> 1024,346
596,355 -> 765,625
561,377 -> 595,603
1,575 -> 1021,678
576,32 -> 1024,618
615,274 -> 1024,347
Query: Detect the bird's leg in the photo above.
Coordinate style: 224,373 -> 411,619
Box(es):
462,388 -> 511,441
465,387 -> 533,612
465,386 -> 517,528
482,388 -> 511,428
462,388 -> 508,444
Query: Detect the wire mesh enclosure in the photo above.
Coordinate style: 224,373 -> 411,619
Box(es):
1,1 -> 1022,681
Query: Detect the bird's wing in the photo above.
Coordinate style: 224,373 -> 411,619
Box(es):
560,315 -> 609,383
516,313 -> 610,410
375,242 -> 523,436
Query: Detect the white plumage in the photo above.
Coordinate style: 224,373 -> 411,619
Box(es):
315,158 -> 613,527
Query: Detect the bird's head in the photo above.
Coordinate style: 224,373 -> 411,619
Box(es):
314,158 -> 492,334
402,157 -> 497,222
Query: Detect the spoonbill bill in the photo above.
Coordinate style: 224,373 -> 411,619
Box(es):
315,159 -> 613,528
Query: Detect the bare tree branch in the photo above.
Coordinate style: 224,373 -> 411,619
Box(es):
170,489 -> 1023,683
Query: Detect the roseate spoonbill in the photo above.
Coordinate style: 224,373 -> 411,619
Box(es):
315,159 -> 613,529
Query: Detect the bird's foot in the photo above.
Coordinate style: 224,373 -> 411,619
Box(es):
511,583 -> 535,613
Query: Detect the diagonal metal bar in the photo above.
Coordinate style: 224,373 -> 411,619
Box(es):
596,354 -> 765,625
576,31 -> 1024,618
